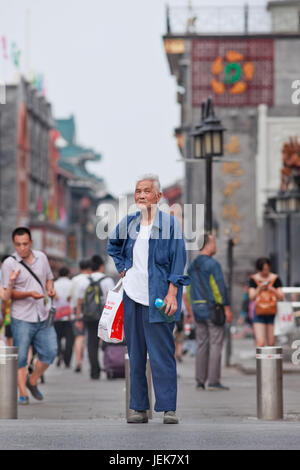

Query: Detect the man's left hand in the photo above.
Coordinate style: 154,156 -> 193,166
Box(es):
163,293 -> 178,317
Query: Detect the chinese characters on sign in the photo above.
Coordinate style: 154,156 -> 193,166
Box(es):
222,136 -> 244,244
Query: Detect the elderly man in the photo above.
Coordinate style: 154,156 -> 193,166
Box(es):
108,174 -> 189,424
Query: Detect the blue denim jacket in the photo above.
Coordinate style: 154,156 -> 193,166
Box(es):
107,209 -> 190,323
187,255 -> 229,322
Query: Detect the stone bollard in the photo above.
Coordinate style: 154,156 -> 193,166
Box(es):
256,346 -> 283,420
0,346 -> 18,419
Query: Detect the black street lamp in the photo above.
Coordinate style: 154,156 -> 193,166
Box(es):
190,96 -> 226,233
201,96 -> 226,158
190,101 -> 206,159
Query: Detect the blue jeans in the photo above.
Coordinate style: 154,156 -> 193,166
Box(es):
253,312 -> 276,325
123,291 -> 177,412
11,317 -> 58,368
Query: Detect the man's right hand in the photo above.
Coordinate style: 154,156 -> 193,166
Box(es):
120,270 -> 126,278
30,291 -> 45,300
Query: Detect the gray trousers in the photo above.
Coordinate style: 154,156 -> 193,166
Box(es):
195,320 -> 225,385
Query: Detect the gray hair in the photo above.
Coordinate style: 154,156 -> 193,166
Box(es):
136,174 -> 161,193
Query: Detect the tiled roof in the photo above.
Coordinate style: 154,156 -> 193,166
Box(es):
55,116 -> 103,184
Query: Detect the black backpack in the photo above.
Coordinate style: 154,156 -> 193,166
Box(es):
82,276 -> 109,322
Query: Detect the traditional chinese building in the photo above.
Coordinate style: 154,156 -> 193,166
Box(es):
0,76 -> 112,275
164,0 -> 300,302
55,116 -> 113,270
264,137 -> 300,285
0,75 -> 68,269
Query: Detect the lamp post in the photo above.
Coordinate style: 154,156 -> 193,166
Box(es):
190,97 -> 232,364
189,101 -> 207,160
190,96 -> 226,233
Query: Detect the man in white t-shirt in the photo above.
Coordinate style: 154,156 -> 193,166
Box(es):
77,255 -> 114,379
69,259 -> 92,372
53,267 -> 73,368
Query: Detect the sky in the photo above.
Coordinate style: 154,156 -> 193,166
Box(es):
0,0 -> 268,197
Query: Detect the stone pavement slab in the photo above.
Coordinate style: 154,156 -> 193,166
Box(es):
0,339 -> 299,450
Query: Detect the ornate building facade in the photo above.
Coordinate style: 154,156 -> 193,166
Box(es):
164,0 -> 300,302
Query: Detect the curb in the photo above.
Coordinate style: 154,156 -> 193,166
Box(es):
232,362 -> 300,375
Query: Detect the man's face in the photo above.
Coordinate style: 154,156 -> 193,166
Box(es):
13,234 -> 32,259
135,180 -> 162,210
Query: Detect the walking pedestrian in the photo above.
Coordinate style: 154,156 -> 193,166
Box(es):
0,263 -> 20,302
107,174 -> 189,424
187,233 -> 233,391
249,257 -> 284,347
174,311 -> 184,362
182,286 -> 196,357
77,255 -> 114,379
70,259 -> 91,372
1,297 -> 13,346
1,227 -> 57,405
236,281 -> 254,339
54,267 -> 74,368
0,254 -> 18,344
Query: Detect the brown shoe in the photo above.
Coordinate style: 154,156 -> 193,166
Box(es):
127,410 -> 148,423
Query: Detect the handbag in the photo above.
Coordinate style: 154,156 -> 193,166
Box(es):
54,304 -> 73,320
98,279 -> 124,343
46,298 -> 57,327
194,263 -> 226,327
274,301 -> 294,336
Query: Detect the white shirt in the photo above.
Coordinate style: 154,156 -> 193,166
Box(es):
78,272 -> 115,301
54,277 -> 72,303
54,276 -> 73,321
69,273 -> 90,309
123,223 -> 152,306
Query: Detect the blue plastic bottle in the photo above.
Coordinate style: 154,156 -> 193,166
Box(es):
155,298 -> 174,323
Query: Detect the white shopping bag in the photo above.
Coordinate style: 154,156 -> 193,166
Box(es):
98,279 -> 124,343
274,301 -> 295,336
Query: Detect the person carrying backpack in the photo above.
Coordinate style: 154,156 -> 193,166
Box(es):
249,257 -> 284,347
77,255 -> 115,379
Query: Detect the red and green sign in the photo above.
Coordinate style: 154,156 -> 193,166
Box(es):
191,38 -> 274,107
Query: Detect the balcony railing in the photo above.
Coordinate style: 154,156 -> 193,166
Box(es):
165,4 -> 271,35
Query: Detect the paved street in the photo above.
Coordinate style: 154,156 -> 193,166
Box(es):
0,337 -> 300,450
2,0 -> 300,458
